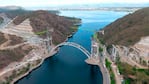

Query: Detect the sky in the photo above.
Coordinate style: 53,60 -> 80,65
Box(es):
0,0 -> 149,7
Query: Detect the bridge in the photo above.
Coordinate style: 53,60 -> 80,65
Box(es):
45,30 -> 111,84
45,28 -> 94,58
50,42 -> 91,58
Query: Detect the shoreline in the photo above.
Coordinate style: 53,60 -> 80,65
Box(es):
85,58 -> 110,84
10,28 -> 78,84
11,50 -> 58,84
0,13 -> 82,84
10,23 -> 80,84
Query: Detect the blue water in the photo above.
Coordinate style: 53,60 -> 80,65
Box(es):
16,10 -> 129,84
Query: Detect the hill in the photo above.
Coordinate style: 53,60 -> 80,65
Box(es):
13,10 -> 81,44
99,7 -> 149,46
0,10 -> 80,69
0,32 -> 32,69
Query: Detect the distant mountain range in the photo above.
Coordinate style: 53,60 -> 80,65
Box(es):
25,3 -> 149,10
0,3 -> 149,10
0,6 -> 23,10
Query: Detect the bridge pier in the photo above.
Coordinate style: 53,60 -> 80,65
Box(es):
85,56 -> 100,65
86,38 -> 100,65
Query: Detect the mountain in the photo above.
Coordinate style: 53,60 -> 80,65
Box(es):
26,3 -> 149,10
0,32 -> 31,69
0,6 -> 22,11
0,6 -> 22,10
97,7 -> 149,84
13,10 -> 80,44
0,8 -> 81,83
0,10 -> 80,69
100,7 -> 149,46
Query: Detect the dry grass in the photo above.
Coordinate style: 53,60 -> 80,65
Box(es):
0,44 -> 32,69
0,32 -> 31,69
13,10 -> 80,44
117,61 -> 149,84
8,34 -> 24,46
0,32 -> 7,45
100,7 -> 149,46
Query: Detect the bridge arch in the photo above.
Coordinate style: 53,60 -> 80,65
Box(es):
50,42 -> 91,58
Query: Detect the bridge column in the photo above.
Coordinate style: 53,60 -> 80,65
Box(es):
46,28 -> 54,53
91,39 -> 99,58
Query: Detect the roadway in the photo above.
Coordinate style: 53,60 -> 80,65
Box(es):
86,39 -> 111,84
93,39 -> 111,84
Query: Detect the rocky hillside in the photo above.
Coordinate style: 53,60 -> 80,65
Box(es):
97,7 -> 149,84
98,7 -> 149,67
0,10 -> 80,69
0,9 -> 80,83
13,10 -> 81,44
100,7 -> 149,46
0,32 -> 32,69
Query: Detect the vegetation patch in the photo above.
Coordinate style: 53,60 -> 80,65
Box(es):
2,63 -> 31,84
35,30 -> 47,36
70,26 -> 78,32
116,61 -> 149,84
99,47 -> 103,52
105,59 -> 116,84
93,33 -> 98,40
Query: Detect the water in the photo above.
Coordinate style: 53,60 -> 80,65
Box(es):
16,10 -> 129,84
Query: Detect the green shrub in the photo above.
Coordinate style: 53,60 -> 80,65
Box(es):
99,47 -> 103,52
